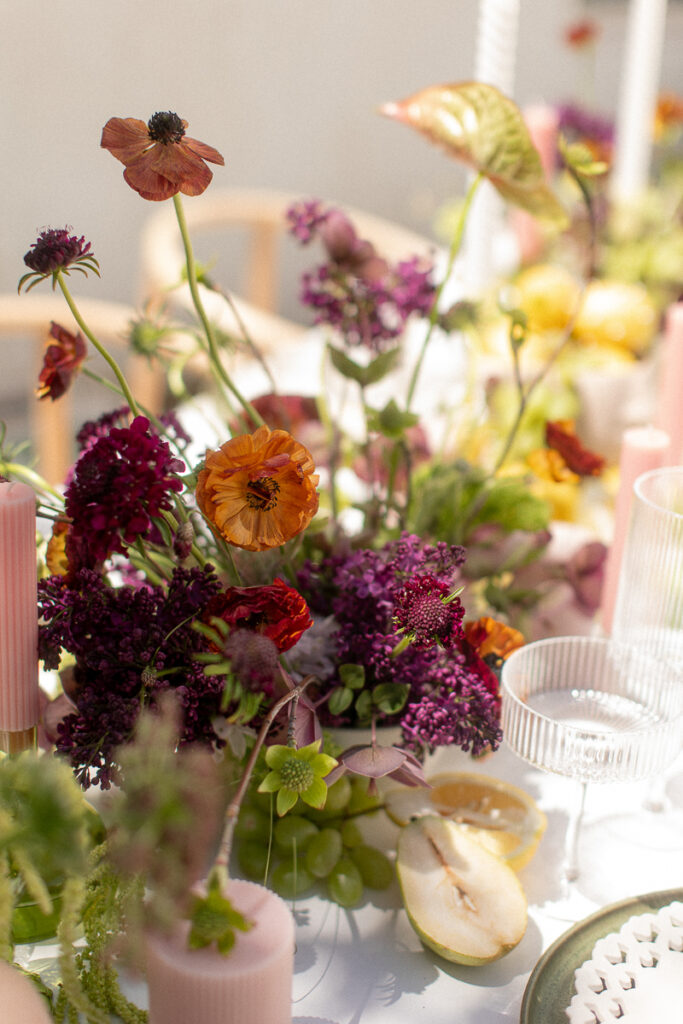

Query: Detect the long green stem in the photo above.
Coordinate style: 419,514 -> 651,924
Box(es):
172,194 -> 264,430
209,676 -> 314,890
405,172 -> 484,410
56,273 -> 140,417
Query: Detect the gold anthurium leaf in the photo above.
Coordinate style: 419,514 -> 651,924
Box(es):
380,81 -> 568,228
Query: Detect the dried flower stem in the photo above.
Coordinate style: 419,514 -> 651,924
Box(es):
209,676 -> 315,891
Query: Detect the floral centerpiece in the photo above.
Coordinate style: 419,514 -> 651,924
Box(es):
0,81 -> 620,1020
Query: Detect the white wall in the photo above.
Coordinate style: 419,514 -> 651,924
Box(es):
2,1 -> 682,306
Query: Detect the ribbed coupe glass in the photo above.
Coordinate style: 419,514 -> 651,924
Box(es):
501,635 -> 682,888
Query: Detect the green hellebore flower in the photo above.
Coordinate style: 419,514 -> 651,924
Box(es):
258,740 -> 338,816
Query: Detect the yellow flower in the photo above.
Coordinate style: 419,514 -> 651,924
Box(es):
196,426 -> 319,551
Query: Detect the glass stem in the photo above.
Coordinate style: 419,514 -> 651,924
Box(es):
564,779 -> 588,884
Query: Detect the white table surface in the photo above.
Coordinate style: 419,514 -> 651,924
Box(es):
17,742 -> 683,1022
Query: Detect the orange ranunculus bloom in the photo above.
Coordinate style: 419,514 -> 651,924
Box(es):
37,322 -> 87,400
196,426 -> 319,552
464,617 -> 525,662
100,111 -> 224,202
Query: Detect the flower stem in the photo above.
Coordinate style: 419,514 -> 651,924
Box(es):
55,273 -> 140,417
405,172 -> 483,410
209,676 -> 314,890
172,194 -> 265,430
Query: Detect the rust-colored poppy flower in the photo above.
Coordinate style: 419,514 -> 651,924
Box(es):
196,426 -> 319,551
100,111 -> 224,202
564,18 -> 599,49
654,92 -> 683,141
545,420 -> 605,477
36,321 -> 87,400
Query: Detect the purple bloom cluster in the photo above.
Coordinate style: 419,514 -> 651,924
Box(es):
401,666 -> 503,757
394,573 -> 464,649
557,104 -> 614,152
297,533 -> 500,755
65,415 -> 185,569
76,406 -> 192,453
288,199 -> 436,352
23,227 -> 93,275
38,565 -> 223,788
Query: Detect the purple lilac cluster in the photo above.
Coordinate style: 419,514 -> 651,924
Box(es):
65,415 -> 184,569
297,533 -> 501,755
38,565 -> 223,788
287,200 -> 436,352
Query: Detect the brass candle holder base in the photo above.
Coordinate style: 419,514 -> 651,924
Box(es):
0,726 -> 37,755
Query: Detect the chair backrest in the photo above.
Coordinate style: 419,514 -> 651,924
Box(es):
0,293 -> 160,484
139,187 -> 439,362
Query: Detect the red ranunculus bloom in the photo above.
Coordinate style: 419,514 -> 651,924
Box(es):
101,111 -> 224,202
37,322 -> 87,400
203,578 -> 312,654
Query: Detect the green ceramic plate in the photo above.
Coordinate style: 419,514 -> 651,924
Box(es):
521,887 -> 683,1024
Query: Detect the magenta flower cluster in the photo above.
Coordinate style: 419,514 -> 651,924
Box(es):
297,533 -> 501,755
287,200 -> 436,352
65,415 -> 184,569
38,565 -> 223,788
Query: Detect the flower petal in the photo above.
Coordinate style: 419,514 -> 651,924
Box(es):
264,744 -> 291,770
100,117 -> 151,164
276,788 -> 298,816
300,777 -> 328,810
256,770 -> 282,793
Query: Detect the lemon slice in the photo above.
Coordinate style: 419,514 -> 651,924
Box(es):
384,771 -> 546,871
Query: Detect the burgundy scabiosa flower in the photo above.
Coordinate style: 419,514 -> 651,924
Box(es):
19,228 -> 99,292
65,415 -> 184,569
101,111 -> 224,201
393,573 -> 465,650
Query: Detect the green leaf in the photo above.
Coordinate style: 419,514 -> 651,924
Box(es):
327,344 -> 401,387
354,690 -> 373,723
366,399 -> 419,439
338,664 -> 365,690
372,683 -> 410,715
328,686 -> 354,715
381,82 -> 569,227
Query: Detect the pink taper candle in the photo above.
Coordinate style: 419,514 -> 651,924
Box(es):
600,426 -> 671,633
0,959 -> 53,1022
512,104 -> 559,264
656,302 -> 683,463
0,480 -> 39,753
146,880 -> 294,1024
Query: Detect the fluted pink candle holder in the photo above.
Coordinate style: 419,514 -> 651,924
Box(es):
0,480 -> 39,753
0,959 -> 53,1023
145,880 -> 294,1024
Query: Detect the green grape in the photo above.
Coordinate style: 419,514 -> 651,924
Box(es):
326,856 -> 363,907
237,839 -> 270,881
349,844 -> 394,890
304,827 -> 343,879
346,778 -> 381,815
308,776 -> 353,821
340,819 -> 363,848
234,805 -> 272,842
274,815 -> 319,854
271,862 -> 316,899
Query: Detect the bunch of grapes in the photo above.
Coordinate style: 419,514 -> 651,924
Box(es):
234,774 -> 395,907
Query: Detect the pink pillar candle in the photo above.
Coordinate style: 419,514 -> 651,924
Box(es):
656,302 -> 683,463
146,880 -> 294,1024
0,480 -> 39,750
0,959 -> 53,1023
600,426 -> 671,633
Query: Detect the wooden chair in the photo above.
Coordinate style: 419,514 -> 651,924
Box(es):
0,293 -> 161,484
138,188 -> 439,401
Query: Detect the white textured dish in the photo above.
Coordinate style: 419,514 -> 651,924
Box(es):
566,900 -> 683,1023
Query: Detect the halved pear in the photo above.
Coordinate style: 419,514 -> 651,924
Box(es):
396,815 -> 527,965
